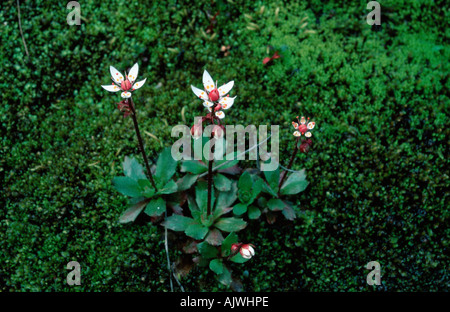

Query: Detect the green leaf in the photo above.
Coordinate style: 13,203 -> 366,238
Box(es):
214,173 -> 232,192
248,205 -> 261,220
214,181 -> 238,211
180,160 -> 208,174
212,206 -> 233,221
205,228 -> 225,246
113,176 -> 142,197
209,259 -> 224,275
282,204 -> 297,220
221,232 -> 238,257
262,181 -> 278,197
123,156 -> 146,181
176,174 -> 198,191
138,179 -> 155,197
280,170 -> 308,195
196,181 -> 214,213
144,197 -> 166,217
230,252 -> 251,264
158,180 -> 178,194
233,203 -> 248,216
217,265 -> 232,286
267,198 -> 287,212
214,217 -> 247,232
263,165 -> 280,193
162,215 -> 196,232
251,176 -> 263,200
185,223 -> 209,240
118,199 -> 150,224
155,148 -> 178,185
238,171 -> 252,192
197,241 -> 218,259
187,196 -> 201,222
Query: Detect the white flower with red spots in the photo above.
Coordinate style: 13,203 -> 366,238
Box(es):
101,63 -> 147,98
191,70 -> 236,119
292,116 -> 315,137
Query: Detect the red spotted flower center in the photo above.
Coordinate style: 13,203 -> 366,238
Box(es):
121,79 -> 132,91
208,88 -> 220,102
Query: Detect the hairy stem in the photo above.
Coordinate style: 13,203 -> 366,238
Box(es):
278,137 -> 300,195
129,98 -> 158,191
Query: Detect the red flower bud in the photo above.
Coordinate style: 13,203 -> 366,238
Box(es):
191,124 -> 202,139
231,243 -> 241,253
208,88 -> 220,102
299,139 -> 313,153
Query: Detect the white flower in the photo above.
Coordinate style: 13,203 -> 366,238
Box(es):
101,63 -> 147,98
293,116 -> 315,137
191,70 -> 236,119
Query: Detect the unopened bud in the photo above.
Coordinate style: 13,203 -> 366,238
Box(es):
240,244 -> 255,259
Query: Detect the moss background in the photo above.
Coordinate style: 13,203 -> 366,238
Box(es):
1,0 -> 448,291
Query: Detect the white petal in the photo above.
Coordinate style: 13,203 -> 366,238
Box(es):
127,63 -> 139,84
203,70 -> 215,92
191,85 -> 209,101
203,101 -> 214,108
218,96 -> 236,110
218,81 -> 234,97
292,122 -> 299,129
307,121 -> 315,130
293,131 -> 301,137
101,84 -> 121,92
110,66 -> 125,84
121,91 -> 132,98
305,132 -> 312,137
132,78 -> 146,90
300,116 -> 306,124
215,111 -> 225,119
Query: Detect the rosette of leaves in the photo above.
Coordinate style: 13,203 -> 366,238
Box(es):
259,161 -> 309,222
113,147 -> 178,223
163,180 -> 247,246
178,138 -> 241,192
233,171 -> 264,220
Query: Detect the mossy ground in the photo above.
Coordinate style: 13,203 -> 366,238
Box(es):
1,0 -> 448,291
